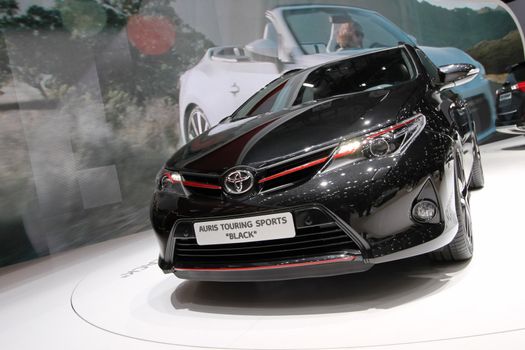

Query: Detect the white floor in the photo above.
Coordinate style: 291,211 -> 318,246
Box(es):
1,136 -> 525,350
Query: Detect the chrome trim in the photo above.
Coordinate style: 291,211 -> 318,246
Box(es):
223,169 -> 255,195
497,110 -> 518,116
368,223 -> 458,264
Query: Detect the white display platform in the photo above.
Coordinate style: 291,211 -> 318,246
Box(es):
1,136 -> 525,350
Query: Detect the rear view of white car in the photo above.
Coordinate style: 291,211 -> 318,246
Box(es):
179,5 -> 496,143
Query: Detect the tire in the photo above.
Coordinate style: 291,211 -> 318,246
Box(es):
469,139 -> 484,190
429,159 -> 473,262
185,105 -> 210,141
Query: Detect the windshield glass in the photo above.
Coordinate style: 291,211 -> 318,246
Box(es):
283,7 -> 414,54
232,47 -> 415,120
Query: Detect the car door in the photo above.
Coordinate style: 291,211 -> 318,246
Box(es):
216,59 -> 281,116
216,21 -> 286,116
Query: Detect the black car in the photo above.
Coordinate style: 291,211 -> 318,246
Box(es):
496,61 -> 525,133
150,45 -> 484,282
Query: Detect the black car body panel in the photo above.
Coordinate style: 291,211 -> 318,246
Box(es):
496,61 -> 525,133
151,45 -> 479,281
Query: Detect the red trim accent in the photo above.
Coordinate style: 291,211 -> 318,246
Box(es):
175,256 -> 357,272
247,82 -> 286,116
512,82 -> 525,92
333,150 -> 358,159
164,172 -> 179,183
181,180 -> 221,190
258,157 -> 329,183
164,173 -> 222,190
366,116 -> 419,139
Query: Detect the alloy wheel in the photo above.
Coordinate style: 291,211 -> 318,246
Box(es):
187,106 -> 210,141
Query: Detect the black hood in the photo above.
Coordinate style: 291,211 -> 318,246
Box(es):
167,80 -> 422,173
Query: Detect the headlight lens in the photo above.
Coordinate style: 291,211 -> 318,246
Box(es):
333,113 -> 426,162
157,170 -> 183,192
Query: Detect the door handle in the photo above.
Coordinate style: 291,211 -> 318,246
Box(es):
230,83 -> 240,96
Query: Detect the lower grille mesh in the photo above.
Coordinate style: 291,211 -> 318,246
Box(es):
173,223 -> 360,268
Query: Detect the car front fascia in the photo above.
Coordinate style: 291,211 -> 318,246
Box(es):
150,117 -> 459,281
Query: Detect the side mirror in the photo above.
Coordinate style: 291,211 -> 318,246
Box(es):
245,38 -> 278,59
439,63 -> 479,90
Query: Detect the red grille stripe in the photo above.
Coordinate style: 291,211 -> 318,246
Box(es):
175,256 -> 357,272
166,174 -> 222,190
258,157 -> 329,184
181,180 -> 222,190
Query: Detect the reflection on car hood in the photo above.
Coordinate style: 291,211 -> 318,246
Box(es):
296,46 -> 480,72
294,48 -> 386,67
167,80 -> 420,173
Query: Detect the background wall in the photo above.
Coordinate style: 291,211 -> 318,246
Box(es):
175,0 -> 523,74
0,0 -> 522,267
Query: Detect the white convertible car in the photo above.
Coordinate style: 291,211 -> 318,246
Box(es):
179,5 -> 496,143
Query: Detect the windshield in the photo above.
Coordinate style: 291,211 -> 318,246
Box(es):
232,47 -> 416,120
283,7 -> 414,54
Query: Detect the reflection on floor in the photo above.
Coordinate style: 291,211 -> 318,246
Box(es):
1,136 -> 525,350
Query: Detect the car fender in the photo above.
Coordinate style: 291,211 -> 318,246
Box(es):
179,52 -> 235,132
178,67 -> 216,141
420,46 -> 496,140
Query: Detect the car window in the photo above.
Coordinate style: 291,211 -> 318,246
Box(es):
283,8 -> 413,53
232,47 -> 415,120
350,12 -> 405,49
285,10 -> 331,48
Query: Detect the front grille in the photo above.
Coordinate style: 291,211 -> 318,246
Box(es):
180,146 -> 336,197
173,222 -> 360,268
257,146 -> 335,193
180,172 -> 222,197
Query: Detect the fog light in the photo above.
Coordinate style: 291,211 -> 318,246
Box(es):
412,200 -> 437,223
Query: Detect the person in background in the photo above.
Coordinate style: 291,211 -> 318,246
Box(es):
337,20 -> 364,50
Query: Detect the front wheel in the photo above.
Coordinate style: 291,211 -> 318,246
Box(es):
429,160 -> 473,262
185,105 -> 210,141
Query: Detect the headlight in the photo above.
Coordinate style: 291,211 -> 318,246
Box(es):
333,113 -> 426,162
157,170 -> 184,192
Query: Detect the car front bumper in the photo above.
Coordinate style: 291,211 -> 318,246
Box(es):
496,110 -> 525,134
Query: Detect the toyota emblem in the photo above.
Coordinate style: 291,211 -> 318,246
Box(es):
224,169 -> 254,195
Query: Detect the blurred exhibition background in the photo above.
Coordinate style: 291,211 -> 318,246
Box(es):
0,0 -> 523,267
